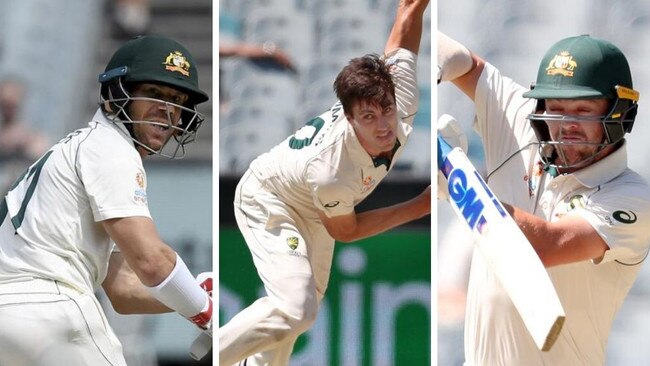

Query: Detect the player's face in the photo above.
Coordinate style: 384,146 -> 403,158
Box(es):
128,83 -> 188,156
347,97 -> 398,156
545,98 -> 612,170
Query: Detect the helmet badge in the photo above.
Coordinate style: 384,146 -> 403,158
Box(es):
545,51 -> 577,77
162,51 -> 191,76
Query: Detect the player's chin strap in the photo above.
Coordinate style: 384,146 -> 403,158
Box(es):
485,141 -> 539,181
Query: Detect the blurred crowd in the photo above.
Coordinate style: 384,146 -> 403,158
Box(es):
219,0 -> 432,178
0,77 -> 48,195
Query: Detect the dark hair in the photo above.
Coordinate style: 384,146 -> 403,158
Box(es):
333,54 -> 395,116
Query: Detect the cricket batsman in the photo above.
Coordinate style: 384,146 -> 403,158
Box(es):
0,35 -> 212,365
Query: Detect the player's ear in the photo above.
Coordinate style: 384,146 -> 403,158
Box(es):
103,101 -> 113,113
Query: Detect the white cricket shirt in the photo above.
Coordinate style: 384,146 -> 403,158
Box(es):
464,62 -> 650,365
0,109 -> 151,294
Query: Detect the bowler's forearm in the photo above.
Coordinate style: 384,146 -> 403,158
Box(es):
342,194 -> 430,242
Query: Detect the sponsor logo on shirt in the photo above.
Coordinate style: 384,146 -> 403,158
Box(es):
134,189 -> 147,205
134,172 -> 147,205
612,210 -> 637,224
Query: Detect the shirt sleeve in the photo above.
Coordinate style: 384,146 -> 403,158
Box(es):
384,48 -> 419,126
306,159 -> 355,218
77,136 -> 151,222
473,63 -> 538,169
577,181 -> 650,264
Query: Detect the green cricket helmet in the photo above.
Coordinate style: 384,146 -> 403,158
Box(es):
98,35 -> 209,159
523,35 -> 639,170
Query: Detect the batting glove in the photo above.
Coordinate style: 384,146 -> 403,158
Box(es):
188,271 -> 213,360
188,272 -> 213,331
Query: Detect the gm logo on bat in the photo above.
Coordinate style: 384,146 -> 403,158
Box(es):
446,164 -> 507,234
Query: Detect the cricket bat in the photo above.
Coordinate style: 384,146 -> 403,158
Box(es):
189,330 -> 212,360
437,116 -> 565,351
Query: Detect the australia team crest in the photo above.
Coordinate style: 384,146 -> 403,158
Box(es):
546,51 -> 577,77
163,51 -> 191,76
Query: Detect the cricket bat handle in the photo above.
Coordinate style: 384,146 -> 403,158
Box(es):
189,331 -> 212,360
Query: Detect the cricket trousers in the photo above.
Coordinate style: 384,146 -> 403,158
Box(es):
220,170 -> 335,366
0,278 -> 127,366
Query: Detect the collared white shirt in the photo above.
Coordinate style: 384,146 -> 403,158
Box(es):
464,62 -> 650,366
0,109 -> 151,294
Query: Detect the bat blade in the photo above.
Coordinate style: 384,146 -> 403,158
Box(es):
438,133 -> 565,351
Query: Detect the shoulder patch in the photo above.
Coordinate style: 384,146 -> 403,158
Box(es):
134,172 -> 148,205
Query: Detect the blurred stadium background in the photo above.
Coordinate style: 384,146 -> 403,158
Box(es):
0,0 -> 212,365
219,0 -> 432,365
438,0 -> 650,365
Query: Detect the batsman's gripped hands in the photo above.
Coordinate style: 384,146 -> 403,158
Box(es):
189,271 -> 213,360
188,271 -> 213,331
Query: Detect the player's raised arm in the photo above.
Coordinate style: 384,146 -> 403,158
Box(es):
437,31 -> 485,101
384,0 -> 429,55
